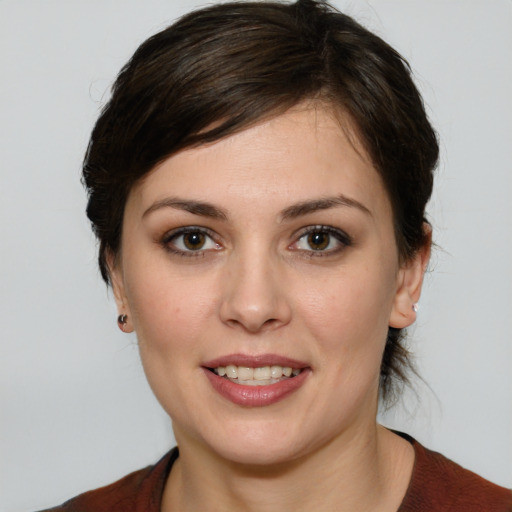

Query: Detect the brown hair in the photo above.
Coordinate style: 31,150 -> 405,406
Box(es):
83,0 -> 438,401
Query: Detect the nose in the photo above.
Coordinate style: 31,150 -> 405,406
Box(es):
219,249 -> 292,333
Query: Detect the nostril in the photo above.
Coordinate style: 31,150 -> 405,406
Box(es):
225,316 -> 283,333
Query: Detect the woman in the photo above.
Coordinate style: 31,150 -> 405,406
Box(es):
37,0 -> 511,510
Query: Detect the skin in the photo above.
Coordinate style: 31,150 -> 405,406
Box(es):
110,104 -> 430,511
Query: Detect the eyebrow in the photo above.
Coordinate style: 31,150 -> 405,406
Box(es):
279,195 -> 372,221
142,198 -> 228,220
142,194 -> 371,221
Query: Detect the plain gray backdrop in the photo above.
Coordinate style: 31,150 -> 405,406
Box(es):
1,1 -> 511,510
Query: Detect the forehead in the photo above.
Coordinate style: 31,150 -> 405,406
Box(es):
126,105 -> 391,221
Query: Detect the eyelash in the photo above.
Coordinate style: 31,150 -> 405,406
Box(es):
161,226 -> 221,258
160,225 -> 352,258
291,225 -> 352,257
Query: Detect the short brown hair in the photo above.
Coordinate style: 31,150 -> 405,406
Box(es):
83,0 -> 438,401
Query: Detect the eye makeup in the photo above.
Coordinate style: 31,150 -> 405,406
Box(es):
160,226 -> 222,258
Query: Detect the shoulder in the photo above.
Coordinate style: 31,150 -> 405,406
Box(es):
399,434 -> 512,512
37,448 -> 178,512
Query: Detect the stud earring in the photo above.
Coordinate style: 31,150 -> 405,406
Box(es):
412,303 -> 419,313
117,314 -> 128,332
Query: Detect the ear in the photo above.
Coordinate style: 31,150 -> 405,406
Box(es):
106,250 -> 134,333
389,225 -> 431,329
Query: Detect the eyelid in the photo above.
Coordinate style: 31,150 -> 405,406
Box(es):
290,225 -> 352,254
160,224 -> 351,258
161,226 -> 222,256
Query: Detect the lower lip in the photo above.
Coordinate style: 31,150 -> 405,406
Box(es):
203,368 -> 310,407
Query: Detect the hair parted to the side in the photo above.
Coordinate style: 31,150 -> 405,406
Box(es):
83,0 -> 438,403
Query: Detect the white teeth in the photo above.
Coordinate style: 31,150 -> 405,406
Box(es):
237,367 -> 253,381
253,366 -> 271,380
213,364 -> 302,382
270,365 -> 282,379
225,365 -> 237,379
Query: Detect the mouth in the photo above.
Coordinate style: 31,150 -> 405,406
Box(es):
202,355 -> 310,407
208,365 -> 303,386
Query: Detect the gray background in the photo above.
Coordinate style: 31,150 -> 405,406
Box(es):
1,1 -> 511,510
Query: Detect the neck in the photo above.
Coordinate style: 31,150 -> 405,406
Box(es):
163,424 -> 414,512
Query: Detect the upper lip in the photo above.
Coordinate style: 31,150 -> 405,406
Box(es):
203,353 -> 309,369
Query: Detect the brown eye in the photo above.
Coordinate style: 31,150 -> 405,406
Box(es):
307,231 -> 330,250
183,231 -> 206,250
163,227 -> 221,256
292,225 -> 352,255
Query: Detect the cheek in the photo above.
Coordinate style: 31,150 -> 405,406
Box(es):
124,267 -> 221,421
295,265 -> 395,366
124,264 -> 219,356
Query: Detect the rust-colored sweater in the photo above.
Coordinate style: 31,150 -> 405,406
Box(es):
40,437 -> 512,511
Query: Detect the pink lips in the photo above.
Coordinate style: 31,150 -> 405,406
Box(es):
202,353 -> 310,407
203,353 -> 308,369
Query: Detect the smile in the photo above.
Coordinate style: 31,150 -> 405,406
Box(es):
202,355 -> 310,407
211,365 -> 302,386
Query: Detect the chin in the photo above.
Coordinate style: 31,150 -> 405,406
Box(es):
213,439 -> 303,467
195,418 -> 317,467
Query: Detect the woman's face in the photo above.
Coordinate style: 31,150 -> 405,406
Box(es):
111,105 -> 424,465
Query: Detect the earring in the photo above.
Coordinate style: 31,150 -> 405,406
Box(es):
117,314 -> 128,332
412,303 -> 419,313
